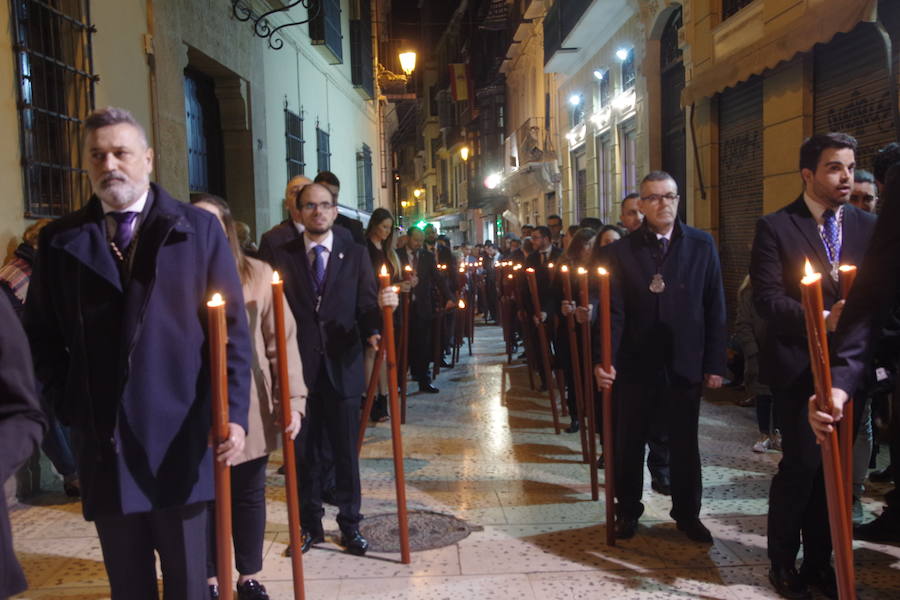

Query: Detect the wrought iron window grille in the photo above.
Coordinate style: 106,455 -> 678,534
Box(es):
231,0 -> 321,50
285,103 -> 305,177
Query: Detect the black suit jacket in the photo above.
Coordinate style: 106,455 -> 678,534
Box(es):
750,196 -> 877,388
524,246 -> 562,315
0,294 -> 45,598
398,247 -> 450,320
606,221 -> 727,385
261,226 -> 380,398
832,168 -> 900,393
258,219 -> 301,259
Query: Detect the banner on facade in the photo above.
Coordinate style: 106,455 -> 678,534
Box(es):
449,63 -> 471,102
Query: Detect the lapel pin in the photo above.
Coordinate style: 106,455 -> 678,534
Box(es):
338,252 -> 344,260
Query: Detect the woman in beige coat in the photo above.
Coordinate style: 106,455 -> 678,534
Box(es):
192,194 -> 307,600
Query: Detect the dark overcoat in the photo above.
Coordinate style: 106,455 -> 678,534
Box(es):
26,184 -> 252,520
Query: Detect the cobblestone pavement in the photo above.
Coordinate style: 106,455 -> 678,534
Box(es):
11,324 -> 900,598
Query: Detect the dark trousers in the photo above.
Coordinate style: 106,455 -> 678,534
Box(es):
206,455 -> 268,578
296,368 -> 362,534
615,381 -> 702,522
94,502 -> 207,600
647,434 -> 670,483
767,377 -> 832,567
409,314 -> 433,384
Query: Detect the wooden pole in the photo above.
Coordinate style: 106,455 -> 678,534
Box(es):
271,274 -> 306,599
597,267 -> 615,546
207,294 -> 234,600
561,265 -> 589,464
378,266 -> 411,564
358,346 -> 386,454
526,268 -> 562,435
578,268 -> 600,501
801,261 -> 855,599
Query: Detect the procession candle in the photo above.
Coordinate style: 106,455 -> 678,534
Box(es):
404,264 -> 413,280
560,265 -> 588,463
839,265 -> 857,300
379,264 -> 411,563
271,273 -> 306,599
800,259 -> 855,598
525,267 -> 562,434
597,266 -> 615,546
399,265 -> 412,423
206,293 -> 234,600
577,266 -> 599,500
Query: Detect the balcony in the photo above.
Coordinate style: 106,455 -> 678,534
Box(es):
515,117 -> 556,166
543,0 -> 634,75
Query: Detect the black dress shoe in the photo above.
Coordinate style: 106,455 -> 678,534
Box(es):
237,579 -> 270,600
614,516 -> 638,539
286,530 -> 324,556
869,464 -> 893,483
768,563 -> 811,599
800,563 -> 837,600
676,519 -> 713,543
440,359 -> 452,368
419,382 -> 440,394
340,530 -> 369,556
854,510 -> 900,543
209,584 -> 219,600
651,478 -> 671,496
564,421 -> 579,433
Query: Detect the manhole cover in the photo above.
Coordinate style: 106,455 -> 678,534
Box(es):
359,510 -> 477,552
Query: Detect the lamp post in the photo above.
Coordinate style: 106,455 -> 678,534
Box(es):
399,51 -> 417,77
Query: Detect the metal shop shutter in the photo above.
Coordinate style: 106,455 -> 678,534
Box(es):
718,76 -> 763,329
814,22 -> 894,172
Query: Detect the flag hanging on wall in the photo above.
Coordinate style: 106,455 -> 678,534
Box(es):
449,63 -> 471,102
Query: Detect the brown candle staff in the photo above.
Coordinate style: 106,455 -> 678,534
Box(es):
560,265 -> 589,464
801,260 -> 855,599
399,265 -> 413,424
358,346 -> 387,452
838,264 -> 857,518
378,265 -> 412,564
525,268 -> 562,435
597,267 -> 615,546
270,273 -> 307,600
577,267 -> 600,501
207,293 -> 235,600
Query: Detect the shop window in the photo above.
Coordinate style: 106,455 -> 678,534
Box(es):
356,143 -> 373,211
12,0 -> 96,217
285,108 -> 305,177
316,125 -> 331,173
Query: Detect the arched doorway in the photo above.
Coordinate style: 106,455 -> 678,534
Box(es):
659,6 -> 686,222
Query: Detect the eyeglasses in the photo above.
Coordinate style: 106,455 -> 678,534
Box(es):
301,201 -> 336,212
640,193 -> 679,204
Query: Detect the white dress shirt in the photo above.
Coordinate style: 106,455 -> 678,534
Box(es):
303,230 -> 334,271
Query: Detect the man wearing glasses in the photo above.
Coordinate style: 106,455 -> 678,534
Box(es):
261,183 -> 397,557
594,171 -> 727,544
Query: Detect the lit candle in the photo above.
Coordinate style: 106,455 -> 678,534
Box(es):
839,264 -> 857,300
576,266 -> 599,501
270,272 -> 307,596
597,266 -> 614,545
206,292 -> 233,600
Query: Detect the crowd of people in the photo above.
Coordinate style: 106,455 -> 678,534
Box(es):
2,105 -> 900,600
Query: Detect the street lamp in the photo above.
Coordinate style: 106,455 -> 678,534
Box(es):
399,51 -> 417,76
460,146 -> 470,162
401,200 -> 410,209
413,188 -> 424,199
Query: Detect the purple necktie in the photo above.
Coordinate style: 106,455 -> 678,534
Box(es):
312,244 -> 327,296
110,212 -> 139,253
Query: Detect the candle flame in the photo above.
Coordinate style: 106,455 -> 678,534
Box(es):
525,267 -> 535,273
507,274 -> 513,279
272,271 -> 281,284
380,264 -> 388,276
404,265 -> 413,272
801,259 -> 821,286
548,262 -> 555,269
838,264 -> 856,273
458,299 -> 466,309
597,267 -> 608,276
459,267 -> 465,273
577,267 -> 588,275
560,265 -> 569,273
207,293 -> 224,307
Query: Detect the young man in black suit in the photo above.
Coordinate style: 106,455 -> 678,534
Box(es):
750,133 -> 876,599
261,183 -> 396,556
258,175 -> 312,256
594,170 -> 726,544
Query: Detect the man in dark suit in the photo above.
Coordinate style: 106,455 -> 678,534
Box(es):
26,107 -> 252,599
261,183 -> 394,556
594,170 -> 726,544
812,162 -> 900,544
398,227 -> 453,393
314,171 -> 366,246
524,226 -> 562,389
750,132 -> 876,599
1,293 -> 46,599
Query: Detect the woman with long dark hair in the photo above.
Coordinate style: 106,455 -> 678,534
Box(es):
191,193 -> 306,600
364,207 -> 402,421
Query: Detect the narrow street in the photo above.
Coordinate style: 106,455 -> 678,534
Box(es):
11,324 -> 900,599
